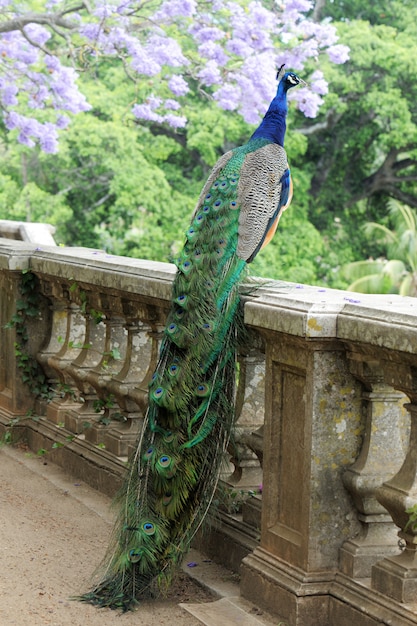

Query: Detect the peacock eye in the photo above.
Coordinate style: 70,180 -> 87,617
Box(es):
158,455 -> 171,468
196,382 -> 210,397
129,549 -> 142,562
142,522 -> 156,535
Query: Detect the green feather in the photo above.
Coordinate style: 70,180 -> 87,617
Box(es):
80,68 -> 300,610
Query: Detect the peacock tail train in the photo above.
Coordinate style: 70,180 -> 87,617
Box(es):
80,68 -> 302,611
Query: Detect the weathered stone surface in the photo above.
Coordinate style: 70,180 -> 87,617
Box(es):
2,239 -> 417,626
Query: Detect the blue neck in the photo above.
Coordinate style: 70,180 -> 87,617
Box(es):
250,81 -> 289,146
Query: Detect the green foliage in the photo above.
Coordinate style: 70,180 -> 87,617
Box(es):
405,503 -> 417,533
4,2 -> 417,288
216,484 -> 262,515
299,3 -> 417,274
342,201 -> 417,295
5,271 -> 51,399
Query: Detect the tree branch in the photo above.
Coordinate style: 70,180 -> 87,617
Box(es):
349,147 -> 417,207
384,186 -> 417,209
393,157 -> 417,172
312,0 -> 327,22
0,6 -> 85,34
298,108 -> 343,136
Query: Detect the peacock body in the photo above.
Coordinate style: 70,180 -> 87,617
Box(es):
81,69 -> 301,611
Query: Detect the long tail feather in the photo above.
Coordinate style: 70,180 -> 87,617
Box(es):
80,68 -> 302,611
80,169 -> 247,611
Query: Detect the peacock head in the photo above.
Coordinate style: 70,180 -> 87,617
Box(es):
276,64 -> 305,91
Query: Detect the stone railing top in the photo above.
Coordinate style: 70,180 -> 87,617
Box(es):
244,281 -> 417,353
1,239 -> 416,354
0,220 -> 56,246
0,239 -> 176,301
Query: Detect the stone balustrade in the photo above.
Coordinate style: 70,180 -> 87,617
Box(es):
1,237 -> 417,625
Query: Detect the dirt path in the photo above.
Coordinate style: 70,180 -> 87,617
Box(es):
0,444 -> 213,626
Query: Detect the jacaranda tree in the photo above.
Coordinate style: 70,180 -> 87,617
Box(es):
0,0 -> 349,152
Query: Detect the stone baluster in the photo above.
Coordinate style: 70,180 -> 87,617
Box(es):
103,301 -> 162,457
37,280 -> 86,425
340,352 -> 408,578
64,290 -> 107,435
372,360 -> 417,603
124,311 -> 168,460
37,279 -> 69,389
218,332 -> 265,519
83,292 -> 127,447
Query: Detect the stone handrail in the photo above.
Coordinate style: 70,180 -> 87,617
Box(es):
1,238 -> 417,625
0,219 -> 57,245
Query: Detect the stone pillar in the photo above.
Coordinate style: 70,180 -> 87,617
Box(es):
0,269 -> 48,418
226,333 -> 265,493
372,360 -> 417,602
340,354 -> 407,578
240,332 -> 363,626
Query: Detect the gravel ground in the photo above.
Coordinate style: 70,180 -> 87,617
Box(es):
0,444 -> 214,626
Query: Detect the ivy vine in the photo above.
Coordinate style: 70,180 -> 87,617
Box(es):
4,270 -> 51,400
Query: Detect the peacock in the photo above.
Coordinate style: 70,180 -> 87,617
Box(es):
81,65 -> 302,611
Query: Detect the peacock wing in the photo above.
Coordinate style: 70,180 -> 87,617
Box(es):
236,142 -> 290,263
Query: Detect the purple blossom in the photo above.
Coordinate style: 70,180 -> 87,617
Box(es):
147,34 -> 189,67
205,0 -> 224,9
0,0 -> 349,150
93,2 -> 116,20
285,0 -> 313,9
310,70 -> 328,96
291,88 -> 324,118
132,102 -> 164,123
130,45 -> 161,76
327,44 -> 350,64
155,0 -> 197,21
4,111 -> 21,131
197,60 -> 222,86
79,23 -> 102,42
148,95 -> 163,109
56,115 -> 70,129
226,38 -> 252,57
228,2 -> 274,52
164,99 -> 181,110
213,84 -> 241,111
23,24 -> 51,47
2,84 -> 18,106
4,110 -> 59,152
188,26 -> 224,44
163,113 -> 187,128
305,21 -> 338,47
40,124 -> 59,153
131,100 -> 187,129
198,41 -> 228,66
168,75 -> 189,96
